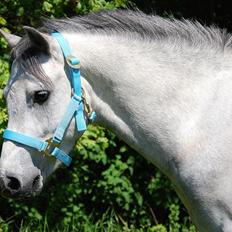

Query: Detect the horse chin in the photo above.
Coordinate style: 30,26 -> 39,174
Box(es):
0,187 -> 43,199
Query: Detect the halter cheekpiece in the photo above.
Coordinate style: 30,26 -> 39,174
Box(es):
2,32 -> 96,166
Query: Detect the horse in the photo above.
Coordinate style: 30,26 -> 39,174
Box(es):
1,10 -> 232,231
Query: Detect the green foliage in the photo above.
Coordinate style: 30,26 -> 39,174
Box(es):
76,0 -> 128,14
0,55 -> 9,144
0,217 -> 9,232
0,0 -> 196,231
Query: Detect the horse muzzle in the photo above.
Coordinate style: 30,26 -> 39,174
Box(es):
0,168 -> 43,198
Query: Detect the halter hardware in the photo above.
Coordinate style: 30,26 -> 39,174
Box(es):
66,55 -> 81,69
2,31 -> 96,166
44,138 -> 60,157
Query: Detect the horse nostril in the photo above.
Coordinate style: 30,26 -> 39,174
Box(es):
32,175 -> 41,188
7,176 -> 21,191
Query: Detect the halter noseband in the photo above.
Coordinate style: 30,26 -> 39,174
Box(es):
2,32 -> 96,166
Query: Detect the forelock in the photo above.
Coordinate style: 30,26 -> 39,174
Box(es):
10,35 -> 52,87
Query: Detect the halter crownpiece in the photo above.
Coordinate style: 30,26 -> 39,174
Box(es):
3,31 -> 96,166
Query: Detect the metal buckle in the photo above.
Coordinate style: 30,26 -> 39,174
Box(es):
81,88 -> 91,115
66,55 -> 81,69
44,138 -> 60,156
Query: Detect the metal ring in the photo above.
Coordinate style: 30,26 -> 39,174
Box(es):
66,55 -> 81,69
44,138 -> 59,156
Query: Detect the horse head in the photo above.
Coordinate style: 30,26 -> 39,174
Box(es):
0,28 -> 90,197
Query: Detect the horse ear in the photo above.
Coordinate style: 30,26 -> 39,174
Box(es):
0,29 -> 21,48
23,26 -> 50,54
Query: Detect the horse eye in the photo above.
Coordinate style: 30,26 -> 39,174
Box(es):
33,90 -> 50,104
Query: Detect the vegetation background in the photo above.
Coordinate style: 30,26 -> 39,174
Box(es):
0,0 -> 230,231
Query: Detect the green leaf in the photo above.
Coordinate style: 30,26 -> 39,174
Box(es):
42,1 -> 53,13
0,17 -> 6,26
17,7 -> 24,16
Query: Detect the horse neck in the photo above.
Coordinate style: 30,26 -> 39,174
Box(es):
63,33 -> 157,153
61,32 -> 232,175
54,32 -> 232,230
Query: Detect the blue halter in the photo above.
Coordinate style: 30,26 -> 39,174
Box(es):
2,32 -> 96,166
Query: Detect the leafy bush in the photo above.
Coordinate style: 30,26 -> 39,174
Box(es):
0,0 -> 196,231
0,55 -> 9,143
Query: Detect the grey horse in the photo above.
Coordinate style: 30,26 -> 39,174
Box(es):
1,10 -> 232,231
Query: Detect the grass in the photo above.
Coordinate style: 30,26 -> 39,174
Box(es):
0,210 -> 171,232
